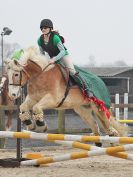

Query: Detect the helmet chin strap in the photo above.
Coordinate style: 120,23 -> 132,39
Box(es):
45,28 -> 52,36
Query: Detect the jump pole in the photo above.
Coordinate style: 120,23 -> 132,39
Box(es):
118,120 -> 133,124
0,87 -> 27,167
21,144 -> 133,166
51,140 -> 133,161
0,131 -> 133,144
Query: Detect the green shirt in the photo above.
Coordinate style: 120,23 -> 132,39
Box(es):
38,34 -> 68,61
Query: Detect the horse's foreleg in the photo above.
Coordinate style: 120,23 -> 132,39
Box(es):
19,95 -> 37,131
32,94 -> 56,132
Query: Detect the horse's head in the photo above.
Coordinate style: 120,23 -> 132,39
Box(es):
4,59 -> 23,100
5,46 -> 52,100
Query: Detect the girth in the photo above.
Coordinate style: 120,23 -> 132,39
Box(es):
56,64 -> 78,108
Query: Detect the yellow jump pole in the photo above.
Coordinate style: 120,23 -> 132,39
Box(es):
51,140 -> 133,161
118,120 -> 133,124
21,144 -> 133,166
0,131 -> 133,144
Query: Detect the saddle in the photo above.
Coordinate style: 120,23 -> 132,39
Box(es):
58,64 -> 78,88
56,64 -> 79,107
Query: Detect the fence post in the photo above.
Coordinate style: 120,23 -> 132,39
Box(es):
124,93 -> 128,126
0,107 -> 5,148
115,93 -> 120,120
58,110 -> 65,133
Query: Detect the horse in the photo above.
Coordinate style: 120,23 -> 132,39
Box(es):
5,46 -> 127,137
0,75 -> 15,130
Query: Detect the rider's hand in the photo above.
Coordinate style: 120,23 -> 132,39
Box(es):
49,60 -> 55,64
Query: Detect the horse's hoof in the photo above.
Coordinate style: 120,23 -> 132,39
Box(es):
35,125 -> 48,133
108,127 -> 119,137
110,142 -> 120,147
23,119 -> 35,131
95,142 -> 102,147
34,120 -> 48,133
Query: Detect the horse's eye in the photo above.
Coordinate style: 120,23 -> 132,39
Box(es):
15,74 -> 19,77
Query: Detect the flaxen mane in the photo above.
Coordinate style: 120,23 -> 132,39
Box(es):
20,47 -> 50,70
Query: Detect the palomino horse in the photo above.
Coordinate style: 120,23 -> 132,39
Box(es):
0,75 -> 15,130
5,47 -> 126,137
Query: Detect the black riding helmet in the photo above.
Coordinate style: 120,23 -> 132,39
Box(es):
40,19 -> 53,29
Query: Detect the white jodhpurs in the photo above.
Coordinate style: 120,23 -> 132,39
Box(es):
60,55 -> 76,75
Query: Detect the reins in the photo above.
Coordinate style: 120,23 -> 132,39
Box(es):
9,62 -> 52,87
42,63 -> 52,72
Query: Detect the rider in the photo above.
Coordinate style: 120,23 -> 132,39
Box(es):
37,19 -> 91,97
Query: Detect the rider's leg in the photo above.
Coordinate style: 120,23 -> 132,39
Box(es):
61,55 -> 76,75
61,55 -> 93,97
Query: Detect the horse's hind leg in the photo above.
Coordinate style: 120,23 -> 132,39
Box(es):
91,103 -> 119,136
74,106 -> 103,147
96,110 -> 127,137
74,106 -> 100,136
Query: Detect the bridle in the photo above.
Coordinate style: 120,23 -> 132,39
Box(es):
9,70 -> 23,86
9,62 -> 52,87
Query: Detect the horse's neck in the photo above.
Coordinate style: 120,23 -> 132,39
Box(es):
23,60 -> 42,78
28,65 -> 66,91
45,65 -> 66,87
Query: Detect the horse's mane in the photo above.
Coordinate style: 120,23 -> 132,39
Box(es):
5,46 -> 54,72
20,46 -> 50,70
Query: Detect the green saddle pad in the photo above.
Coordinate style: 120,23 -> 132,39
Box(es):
74,65 -> 111,108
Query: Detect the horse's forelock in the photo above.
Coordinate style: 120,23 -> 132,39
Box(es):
7,60 -> 23,71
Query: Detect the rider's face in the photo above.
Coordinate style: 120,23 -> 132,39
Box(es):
41,27 -> 51,35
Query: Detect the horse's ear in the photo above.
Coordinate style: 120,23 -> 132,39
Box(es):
13,59 -> 19,65
13,59 -> 23,71
4,58 -> 11,65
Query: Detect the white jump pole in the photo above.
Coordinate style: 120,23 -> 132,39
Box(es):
52,140 -> 133,161
0,131 -> 133,144
21,144 -> 133,166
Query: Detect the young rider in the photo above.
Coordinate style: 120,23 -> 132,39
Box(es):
37,19 -> 91,97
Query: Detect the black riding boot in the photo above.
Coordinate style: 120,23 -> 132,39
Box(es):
71,72 -> 93,97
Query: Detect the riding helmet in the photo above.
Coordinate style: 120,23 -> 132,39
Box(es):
40,19 -> 53,29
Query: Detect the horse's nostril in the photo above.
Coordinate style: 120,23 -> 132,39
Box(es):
12,93 -> 16,97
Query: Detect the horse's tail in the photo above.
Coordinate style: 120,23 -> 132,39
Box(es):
110,115 -> 129,136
